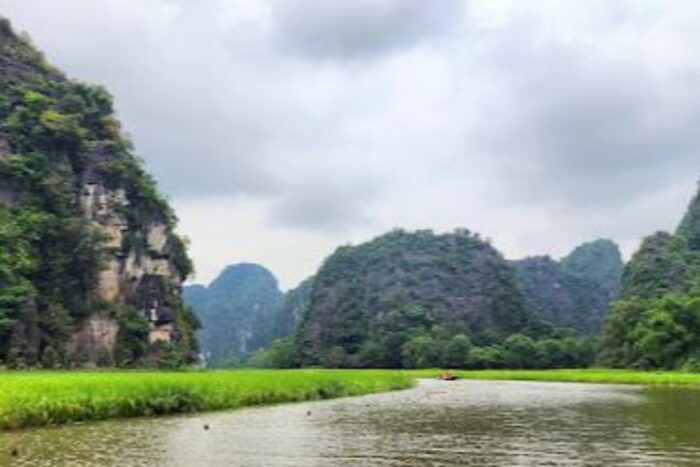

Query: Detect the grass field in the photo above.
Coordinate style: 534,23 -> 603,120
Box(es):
414,368 -> 700,386
0,369 -> 412,430
2,368 -> 700,430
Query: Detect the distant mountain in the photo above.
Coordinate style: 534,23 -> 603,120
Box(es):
560,239 -> 624,296
271,277 -> 313,341
297,229 -> 535,367
184,263 -> 282,366
512,240 -> 623,336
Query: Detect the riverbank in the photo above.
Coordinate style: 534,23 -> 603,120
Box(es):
414,369 -> 700,386
3,368 -> 700,430
0,370 -> 412,430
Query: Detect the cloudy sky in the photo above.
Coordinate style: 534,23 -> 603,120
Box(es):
2,0 -> 699,289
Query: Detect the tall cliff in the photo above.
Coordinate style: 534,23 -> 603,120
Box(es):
0,18 -> 197,367
184,263 -> 282,366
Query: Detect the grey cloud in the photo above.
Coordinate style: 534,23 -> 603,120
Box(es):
271,0 -> 464,59
5,0 -> 700,283
267,178 -> 381,232
470,7 -> 700,211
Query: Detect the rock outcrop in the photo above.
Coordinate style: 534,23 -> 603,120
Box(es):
0,17 -> 197,367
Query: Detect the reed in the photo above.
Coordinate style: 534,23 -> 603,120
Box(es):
0,369 -> 412,430
412,368 -> 700,386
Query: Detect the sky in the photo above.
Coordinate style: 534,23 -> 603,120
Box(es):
2,0 -> 699,289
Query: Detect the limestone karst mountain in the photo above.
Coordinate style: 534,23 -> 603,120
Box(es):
513,240 -> 623,335
296,229 -> 534,366
599,182 -> 700,369
184,263 -> 283,366
0,18 -> 197,367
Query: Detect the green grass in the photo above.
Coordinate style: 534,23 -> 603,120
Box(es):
0,369 -> 412,430
410,368 -> 700,386
3,368 -> 700,431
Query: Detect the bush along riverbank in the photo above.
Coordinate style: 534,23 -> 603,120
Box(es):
0,370 -> 413,430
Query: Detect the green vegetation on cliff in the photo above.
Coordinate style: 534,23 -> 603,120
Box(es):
560,239 -> 624,296
298,229 -> 530,366
0,18 -> 197,368
513,240 -> 622,335
599,182 -> 700,370
184,264 -> 282,367
290,229 -> 594,369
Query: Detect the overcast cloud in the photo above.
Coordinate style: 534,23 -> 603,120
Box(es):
2,0 -> 699,288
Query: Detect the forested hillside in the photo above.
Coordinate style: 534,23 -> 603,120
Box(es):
560,240 -> 623,296
290,229 -> 595,369
513,240 -> 622,335
599,184 -> 700,369
270,277 -> 313,341
0,18 -> 197,368
184,263 -> 282,366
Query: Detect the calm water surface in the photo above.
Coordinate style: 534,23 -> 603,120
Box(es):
2,379 -> 700,466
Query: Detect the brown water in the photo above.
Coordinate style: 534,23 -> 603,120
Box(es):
2,379 -> 700,466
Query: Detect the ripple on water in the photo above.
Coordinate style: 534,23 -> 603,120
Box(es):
2,380 -> 700,466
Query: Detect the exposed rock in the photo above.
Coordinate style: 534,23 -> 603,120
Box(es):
97,260 -> 122,302
148,223 -> 168,254
69,314 -> 119,364
149,323 -> 174,344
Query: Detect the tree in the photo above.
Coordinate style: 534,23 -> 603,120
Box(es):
441,334 -> 472,368
323,346 -> 350,368
469,345 -> 505,369
40,346 -> 61,368
248,338 -> 299,369
115,309 -> 149,366
356,341 -> 384,368
632,296 -> 700,369
401,334 -> 437,368
502,334 -> 538,369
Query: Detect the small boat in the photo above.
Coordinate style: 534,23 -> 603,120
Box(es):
439,372 -> 458,381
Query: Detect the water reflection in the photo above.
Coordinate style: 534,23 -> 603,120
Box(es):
2,380 -> 700,466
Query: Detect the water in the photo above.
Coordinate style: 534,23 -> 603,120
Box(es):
2,379 -> 700,466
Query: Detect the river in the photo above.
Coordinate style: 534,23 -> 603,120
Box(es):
2,379 -> 700,466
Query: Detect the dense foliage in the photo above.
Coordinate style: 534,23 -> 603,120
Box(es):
599,182 -> 700,370
560,239 -> 623,296
271,277 -> 313,340
274,229 -> 594,369
0,18 -> 197,367
513,240 -> 622,335
297,229 -> 531,365
184,263 -> 283,366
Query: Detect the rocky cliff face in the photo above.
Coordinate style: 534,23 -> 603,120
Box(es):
0,17 -> 196,367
